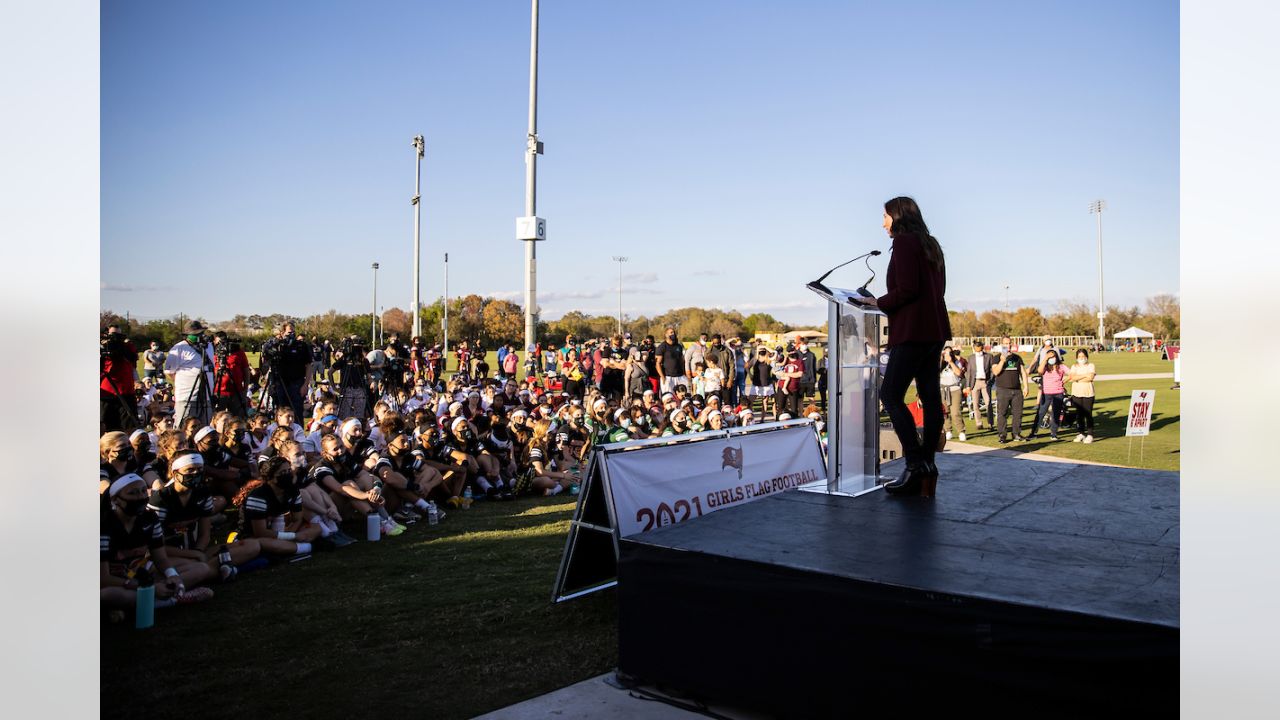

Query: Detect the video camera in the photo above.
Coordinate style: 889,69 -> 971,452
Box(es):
100,328 -> 129,361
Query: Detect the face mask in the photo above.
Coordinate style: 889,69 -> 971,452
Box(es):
233,430 -> 247,444
1078,358 -> 1087,364
333,451 -> 349,464
115,446 -> 133,463
121,497 -> 148,516
1048,358 -> 1057,365
187,334 -> 201,344
137,449 -> 156,465
277,472 -> 296,492
178,470 -> 205,489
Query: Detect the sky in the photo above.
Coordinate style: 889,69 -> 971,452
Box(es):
101,0 -> 1178,326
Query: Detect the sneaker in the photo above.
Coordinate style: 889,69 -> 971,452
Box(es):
393,508 -> 418,525
175,587 -> 215,605
289,552 -> 312,563
945,430 -> 953,440
997,437 -> 1009,444
958,432 -> 966,442
569,484 -> 581,496
383,522 -> 407,537
314,536 -> 339,552
218,564 -> 239,582
334,530 -> 358,545
446,496 -> 464,509
1084,435 -> 1094,444
1074,434 -> 1085,443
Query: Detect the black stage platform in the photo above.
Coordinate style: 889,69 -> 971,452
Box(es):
617,452 -> 1179,716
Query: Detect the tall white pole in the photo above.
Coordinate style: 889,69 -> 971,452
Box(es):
371,262 -> 379,348
443,252 -> 450,361
522,0 -> 540,355
613,256 -> 628,335
412,135 -> 425,339
1090,200 -> 1106,346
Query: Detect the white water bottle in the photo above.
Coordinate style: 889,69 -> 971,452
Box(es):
366,513 -> 381,542
428,502 -> 439,526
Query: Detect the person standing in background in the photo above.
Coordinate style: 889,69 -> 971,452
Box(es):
966,341 -> 993,431
991,335 -> 1030,444
1066,348 -> 1097,443
940,346 -> 967,441
142,341 -> 166,381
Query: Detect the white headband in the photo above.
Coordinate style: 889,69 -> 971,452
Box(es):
109,473 -> 145,497
170,453 -> 204,471
129,429 -> 147,443
341,419 -> 361,438
593,398 -> 608,410
193,426 -> 216,443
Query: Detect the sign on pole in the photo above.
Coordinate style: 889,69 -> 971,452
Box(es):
1125,390 -> 1156,437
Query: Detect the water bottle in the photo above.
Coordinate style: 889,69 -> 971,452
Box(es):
462,487 -> 473,508
134,565 -> 155,630
428,502 -> 439,526
366,513 -> 381,542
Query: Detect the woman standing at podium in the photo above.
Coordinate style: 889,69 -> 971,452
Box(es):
852,197 -> 951,498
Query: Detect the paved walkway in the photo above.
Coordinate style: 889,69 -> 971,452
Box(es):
1095,372 -> 1173,380
474,673 -> 766,720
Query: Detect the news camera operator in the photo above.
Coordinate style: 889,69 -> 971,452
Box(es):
259,321 -> 311,420
212,331 -> 250,417
164,321 -> 216,425
100,324 -> 140,433
332,334 -> 371,418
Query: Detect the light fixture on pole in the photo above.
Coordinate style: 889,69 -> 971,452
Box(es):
379,305 -> 385,346
1089,199 -> 1107,346
411,135 -> 425,339
1004,284 -> 1009,314
516,0 -> 547,355
371,262 -> 379,348
612,256 -> 628,335
443,252 -> 450,362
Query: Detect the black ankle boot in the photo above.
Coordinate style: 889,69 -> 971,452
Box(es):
884,461 -> 927,496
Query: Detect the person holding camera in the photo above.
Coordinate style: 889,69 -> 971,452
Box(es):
211,331 -> 250,417
164,321 -> 216,426
937,346 -> 966,441
332,335 -> 371,419
260,321 -> 311,420
100,324 -> 140,433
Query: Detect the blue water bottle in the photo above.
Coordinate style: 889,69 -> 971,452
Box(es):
134,565 -> 155,630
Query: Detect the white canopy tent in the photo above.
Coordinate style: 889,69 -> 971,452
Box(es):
1113,326 -> 1155,340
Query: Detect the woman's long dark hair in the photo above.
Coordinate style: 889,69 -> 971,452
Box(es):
885,196 -> 944,271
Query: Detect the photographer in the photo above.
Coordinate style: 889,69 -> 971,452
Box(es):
165,321 -> 216,425
100,324 -> 140,432
332,334 -> 371,419
211,331 -> 250,417
260,321 -> 311,421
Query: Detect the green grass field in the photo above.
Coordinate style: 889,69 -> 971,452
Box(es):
100,496 -> 617,720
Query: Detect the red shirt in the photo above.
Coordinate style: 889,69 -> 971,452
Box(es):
215,349 -> 250,396
100,339 -> 137,396
783,359 -> 804,393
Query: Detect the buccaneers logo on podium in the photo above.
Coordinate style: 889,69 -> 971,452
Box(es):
721,445 -> 744,480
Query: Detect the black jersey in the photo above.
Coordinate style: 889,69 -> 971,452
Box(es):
147,482 -> 217,533
101,508 -> 164,564
307,456 -> 351,492
237,484 -> 302,537
203,447 -> 232,469
341,438 -> 379,476
99,460 -> 139,485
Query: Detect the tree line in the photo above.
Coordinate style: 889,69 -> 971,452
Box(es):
101,293 -> 1178,350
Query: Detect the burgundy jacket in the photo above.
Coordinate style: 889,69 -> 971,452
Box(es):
876,232 -> 952,347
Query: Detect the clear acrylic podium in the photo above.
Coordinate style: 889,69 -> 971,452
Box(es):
803,284 -> 887,496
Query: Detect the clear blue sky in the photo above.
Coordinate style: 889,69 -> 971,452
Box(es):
101,0 -> 1178,326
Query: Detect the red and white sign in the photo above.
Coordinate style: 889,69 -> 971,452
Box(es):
1125,390 -> 1156,437
604,423 -> 825,538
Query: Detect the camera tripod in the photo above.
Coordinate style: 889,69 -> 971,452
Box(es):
178,341 -> 215,425
99,360 -> 140,432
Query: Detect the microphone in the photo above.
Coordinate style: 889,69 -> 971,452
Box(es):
808,250 -> 881,294
857,254 -> 880,298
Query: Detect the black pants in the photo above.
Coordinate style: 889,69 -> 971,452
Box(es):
100,392 -> 139,433
1073,395 -> 1095,433
995,385 -> 1024,440
880,341 -> 945,466
272,378 -> 305,420
776,388 -> 802,417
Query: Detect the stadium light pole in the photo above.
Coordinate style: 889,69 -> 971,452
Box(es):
521,0 -> 542,356
443,252 -> 450,362
1089,200 -> 1107,346
411,135 -> 425,339
371,262 -> 379,348
613,256 -> 628,335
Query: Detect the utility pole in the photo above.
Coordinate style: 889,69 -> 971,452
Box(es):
443,252 -> 450,362
1089,200 -> 1107,346
518,0 -> 546,356
411,135 -> 425,338
613,256 -> 628,335
371,262 -> 380,348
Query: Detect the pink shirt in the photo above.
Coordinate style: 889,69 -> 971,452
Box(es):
1041,364 -> 1066,394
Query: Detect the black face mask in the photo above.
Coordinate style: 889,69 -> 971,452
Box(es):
233,430 -> 247,444
115,447 -> 133,463
137,449 -> 156,465
277,471 -> 297,492
120,497 -> 148,516
179,471 -> 206,489
333,451 -> 349,465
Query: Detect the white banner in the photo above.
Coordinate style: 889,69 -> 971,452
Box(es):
604,424 -> 826,538
1125,389 -> 1156,437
